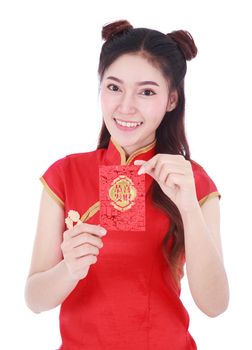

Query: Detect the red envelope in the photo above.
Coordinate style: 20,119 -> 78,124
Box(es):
99,165 -> 145,231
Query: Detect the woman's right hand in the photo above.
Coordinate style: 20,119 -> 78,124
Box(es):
61,223 -> 107,281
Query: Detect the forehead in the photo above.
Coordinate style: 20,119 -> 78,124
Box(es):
103,53 -> 167,85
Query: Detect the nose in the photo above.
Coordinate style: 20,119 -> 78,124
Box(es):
118,91 -> 137,115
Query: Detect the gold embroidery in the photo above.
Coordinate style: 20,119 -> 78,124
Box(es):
111,137 -> 157,165
68,210 -> 81,222
65,204 -> 101,229
126,139 -> 156,165
108,175 -> 137,211
65,217 -> 73,229
80,201 -> 100,222
65,210 -> 82,229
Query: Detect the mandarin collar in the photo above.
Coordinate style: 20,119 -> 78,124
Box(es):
103,136 -> 157,165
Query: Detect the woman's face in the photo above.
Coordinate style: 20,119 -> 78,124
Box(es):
99,53 -> 177,155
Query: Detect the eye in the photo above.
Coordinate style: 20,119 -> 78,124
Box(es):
141,89 -> 156,96
107,84 -> 120,92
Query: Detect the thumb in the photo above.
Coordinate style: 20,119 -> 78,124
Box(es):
134,160 -> 147,175
134,160 -> 146,165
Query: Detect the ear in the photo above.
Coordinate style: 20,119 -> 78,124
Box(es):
166,90 -> 178,112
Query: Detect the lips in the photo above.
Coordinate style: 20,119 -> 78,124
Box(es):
113,118 -> 143,131
113,118 -> 143,124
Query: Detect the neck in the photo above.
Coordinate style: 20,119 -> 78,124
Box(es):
117,139 -> 156,158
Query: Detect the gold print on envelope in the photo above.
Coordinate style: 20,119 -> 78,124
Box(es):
108,175 -> 137,211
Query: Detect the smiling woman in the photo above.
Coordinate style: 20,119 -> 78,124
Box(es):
99,53 -> 177,156
25,19 -> 229,350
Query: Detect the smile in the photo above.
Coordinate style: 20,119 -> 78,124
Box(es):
114,118 -> 143,130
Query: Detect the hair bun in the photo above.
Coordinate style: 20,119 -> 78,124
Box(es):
102,19 -> 133,41
168,30 -> 197,61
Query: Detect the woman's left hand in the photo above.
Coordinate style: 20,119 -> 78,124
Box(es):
134,154 -> 199,214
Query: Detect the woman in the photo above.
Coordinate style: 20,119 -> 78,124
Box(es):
25,20 -> 229,349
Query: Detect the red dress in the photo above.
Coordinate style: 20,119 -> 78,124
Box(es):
40,137 -> 220,350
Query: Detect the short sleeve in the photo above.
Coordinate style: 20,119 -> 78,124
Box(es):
40,157 -> 67,208
191,160 -> 221,206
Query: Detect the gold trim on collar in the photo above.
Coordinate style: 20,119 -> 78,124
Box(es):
81,201 -> 100,222
111,137 -> 157,165
199,191 -> 220,206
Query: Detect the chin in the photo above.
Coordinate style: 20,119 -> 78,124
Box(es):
112,134 -> 138,146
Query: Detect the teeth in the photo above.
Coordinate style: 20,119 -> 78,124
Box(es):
115,119 -> 142,128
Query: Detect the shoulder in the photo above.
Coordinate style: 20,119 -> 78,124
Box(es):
41,147 -> 106,187
189,159 -> 221,206
46,148 -> 104,172
190,159 -> 206,173
190,159 -> 213,180
40,147 -> 105,207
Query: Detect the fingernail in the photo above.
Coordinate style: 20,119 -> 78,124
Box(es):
138,167 -> 145,175
100,228 -> 107,235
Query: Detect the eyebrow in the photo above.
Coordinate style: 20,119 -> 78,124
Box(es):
106,76 -> 160,87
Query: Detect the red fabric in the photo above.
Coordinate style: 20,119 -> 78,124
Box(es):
191,160 -> 220,203
40,137 -> 220,350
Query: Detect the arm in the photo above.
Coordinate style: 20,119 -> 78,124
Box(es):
134,155 -> 229,316
25,189 -> 106,314
24,189 -> 78,313
181,196 -> 229,317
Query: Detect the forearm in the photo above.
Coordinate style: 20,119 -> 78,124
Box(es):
25,260 -> 78,313
181,205 -> 229,317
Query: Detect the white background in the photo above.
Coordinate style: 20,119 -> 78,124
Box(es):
1,0 -> 251,349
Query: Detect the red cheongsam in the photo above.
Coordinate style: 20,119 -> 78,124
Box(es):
40,137 -> 221,350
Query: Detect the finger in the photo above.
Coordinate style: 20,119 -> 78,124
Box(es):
134,160 -> 147,175
135,157 -> 158,175
71,255 -> 97,279
158,163 -> 170,183
75,255 -> 97,270
71,233 -> 104,249
73,243 -> 100,259
134,160 -> 146,166
165,173 -> 185,188
158,165 -> 187,183
165,174 -> 177,189
70,223 -> 107,238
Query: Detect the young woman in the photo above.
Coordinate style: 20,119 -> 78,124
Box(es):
25,20 -> 229,349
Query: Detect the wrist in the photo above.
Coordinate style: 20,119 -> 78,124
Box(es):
60,260 -> 80,285
180,201 -> 202,223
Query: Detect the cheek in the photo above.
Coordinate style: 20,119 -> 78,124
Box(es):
100,90 -> 116,113
144,97 -> 167,121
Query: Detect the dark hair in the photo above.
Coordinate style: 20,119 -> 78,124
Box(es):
96,19 -> 197,287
